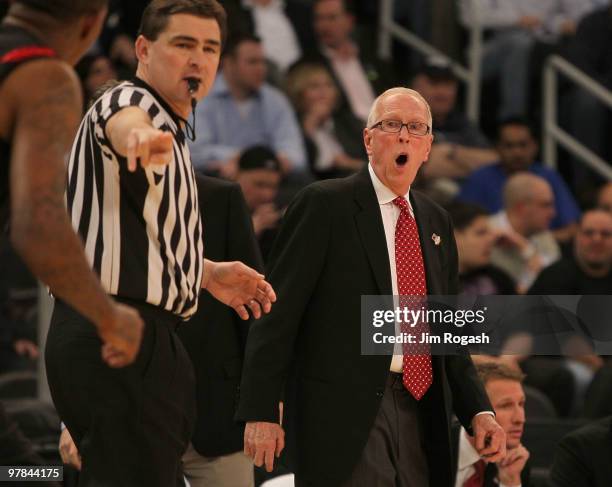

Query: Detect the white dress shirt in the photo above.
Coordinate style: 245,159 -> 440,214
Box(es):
368,164 -> 415,372
455,426 -> 521,487
324,45 -> 375,122
244,0 -> 301,72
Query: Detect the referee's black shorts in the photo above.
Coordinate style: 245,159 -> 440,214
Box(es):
45,298 -> 196,487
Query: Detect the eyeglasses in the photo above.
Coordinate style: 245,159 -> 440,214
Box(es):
369,119 -> 430,136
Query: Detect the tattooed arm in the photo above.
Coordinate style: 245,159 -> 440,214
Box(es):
5,59 -> 143,367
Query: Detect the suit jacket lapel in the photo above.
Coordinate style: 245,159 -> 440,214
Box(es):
411,192 -> 442,294
353,168 -> 392,295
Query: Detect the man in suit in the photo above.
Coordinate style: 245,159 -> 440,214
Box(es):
453,362 -> 530,487
238,87 -> 506,487
550,416 -> 612,487
178,174 -> 264,487
301,0 -> 396,124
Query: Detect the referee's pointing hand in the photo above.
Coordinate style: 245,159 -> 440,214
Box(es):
126,127 -> 173,172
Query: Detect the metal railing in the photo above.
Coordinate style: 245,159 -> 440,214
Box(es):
377,0 -> 483,123
543,55 -> 612,179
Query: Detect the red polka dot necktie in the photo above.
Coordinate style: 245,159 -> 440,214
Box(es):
393,196 -> 432,400
463,459 -> 486,487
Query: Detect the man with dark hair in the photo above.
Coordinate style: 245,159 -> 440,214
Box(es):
190,33 -> 307,177
447,202 -> 516,295
453,362 -> 531,487
411,57 -> 497,180
301,0 -> 396,125
44,1 -> 275,486
530,209 -> 612,294
234,146 -> 283,261
458,117 -> 580,242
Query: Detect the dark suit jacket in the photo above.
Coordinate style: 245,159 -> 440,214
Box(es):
550,416 -> 612,487
237,166 -> 491,486
451,423 -> 531,487
177,175 -> 263,457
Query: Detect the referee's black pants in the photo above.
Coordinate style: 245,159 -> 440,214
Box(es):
45,299 -> 196,487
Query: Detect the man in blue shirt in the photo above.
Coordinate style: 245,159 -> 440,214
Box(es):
458,117 -> 580,242
189,33 -> 307,178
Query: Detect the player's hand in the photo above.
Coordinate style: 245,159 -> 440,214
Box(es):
98,302 -> 144,368
126,127 -> 173,172
472,413 -> 507,463
202,260 -> 276,320
59,428 -> 81,471
244,421 -> 285,472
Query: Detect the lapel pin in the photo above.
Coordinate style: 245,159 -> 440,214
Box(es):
432,233 -> 441,246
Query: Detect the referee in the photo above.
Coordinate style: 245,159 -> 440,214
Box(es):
45,1 -> 275,486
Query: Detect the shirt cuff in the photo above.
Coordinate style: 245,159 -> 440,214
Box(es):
475,410 -> 495,418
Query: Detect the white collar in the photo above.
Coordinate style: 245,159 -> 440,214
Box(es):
368,163 -> 410,206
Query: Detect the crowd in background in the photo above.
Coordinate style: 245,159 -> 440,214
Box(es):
1,1 -> 612,485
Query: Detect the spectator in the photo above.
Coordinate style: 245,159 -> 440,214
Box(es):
550,416 -> 612,487
597,182 -> 612,214
528,209 -> 612,412
190,34 -> 307,178
411,57 -> 497,180
448,202 -> 516,296
302,0 -> 396,124
234,146 -> 283,261
458,0 -> 597,119
235,0 -> 303,74
458,117 -> 581,241
285,62 -> 365,179
530,209 -> 612,294
453,362 -> 530,487
564,5 -> 612,192
489,173 -> 560,293
75,54 -> 117,107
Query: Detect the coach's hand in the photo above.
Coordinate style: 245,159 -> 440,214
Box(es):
473,413 -> 507,463
244,421 -> 285,472
98,302 -> 144,367
202,259 -> 276,319
59,428 -> 81,470
126,127 -> 173,172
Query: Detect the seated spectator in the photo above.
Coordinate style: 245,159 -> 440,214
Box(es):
489,173 -> 560,293
285,62 -> 366,179
234,146 -> 283,261
549,416 -> 612,487
458,0 -> 596,120
458,117 -> 580,242
300,0 -> 396,124
563,5 -> 612,193
411,57 -> 497,180
75,54 -> 117,108
530,209 -> 612,294
597,182 -> 612,214
448,202 -> 516,295
529,209 -> 612,413
190,34 -> 307,178
236,0 -> 304,74
453,362 -> 530,487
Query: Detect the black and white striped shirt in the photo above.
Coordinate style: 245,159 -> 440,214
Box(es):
66,78 -> 203,319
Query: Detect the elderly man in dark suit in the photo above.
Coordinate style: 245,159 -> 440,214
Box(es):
237,87 -> 506,487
